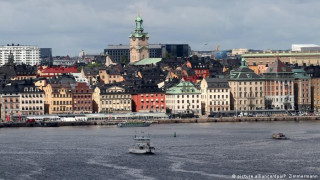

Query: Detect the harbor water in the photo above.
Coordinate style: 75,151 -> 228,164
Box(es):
0,122 -> 319,180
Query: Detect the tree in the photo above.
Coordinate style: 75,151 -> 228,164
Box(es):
120,55 -> 128,65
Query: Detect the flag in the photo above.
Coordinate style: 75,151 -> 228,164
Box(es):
19,115 -> 21,122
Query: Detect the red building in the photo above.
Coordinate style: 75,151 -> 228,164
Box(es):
39,66 -> 78,78
71,82 -> 93,113
130,83 -> 166,112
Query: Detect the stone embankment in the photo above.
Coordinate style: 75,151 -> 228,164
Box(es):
0,116 -> 319,128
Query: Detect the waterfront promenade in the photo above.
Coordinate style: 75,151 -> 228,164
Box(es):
1,116 -> 319,128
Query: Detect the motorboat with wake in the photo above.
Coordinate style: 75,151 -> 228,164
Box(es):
272,133 -> 288,140
129,132 -> 155,154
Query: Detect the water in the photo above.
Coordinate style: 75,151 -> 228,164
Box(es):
0,122 -> 319,180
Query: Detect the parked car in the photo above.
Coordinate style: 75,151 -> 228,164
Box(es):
26,119 -> 35,123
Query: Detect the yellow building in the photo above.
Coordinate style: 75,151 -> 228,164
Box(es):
311,78 -> 320,112
43,83 -> 73,114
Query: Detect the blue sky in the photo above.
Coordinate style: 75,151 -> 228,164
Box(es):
0,0 -> 319,56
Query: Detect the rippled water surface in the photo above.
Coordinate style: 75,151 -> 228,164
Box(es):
0,122 -> 319,180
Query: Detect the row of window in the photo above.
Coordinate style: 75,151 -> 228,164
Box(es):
102,95 -> 130,99
22,107 -> 43,110
175,100 -> 199,104
209,89 -> 229,93
176,105 -> 199,109
102,100 -> 131,104
141,105 -> 164,109
53,94 -> 72,98
140,94 -> 164,97
21,100 -> 43,104
210,107 -> 229,111
209,101 -> 228,105
53,101 -> 72,105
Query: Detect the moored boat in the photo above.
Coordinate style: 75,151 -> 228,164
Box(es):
129,133 -> 155,154
117,121 -> 151,128
272,133 -> 288,140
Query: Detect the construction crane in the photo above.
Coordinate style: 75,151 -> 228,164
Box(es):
216,45 -> 220,52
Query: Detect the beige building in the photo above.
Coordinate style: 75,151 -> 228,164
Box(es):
93,86 -> 131,113
242,51 -> 320,66
99,68 -> 124,84
43,83 -> 73,114
229,58 -> 265,111
129,15 -> 149,63
200,78 -> 230,114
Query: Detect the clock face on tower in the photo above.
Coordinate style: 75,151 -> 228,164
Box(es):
141,35 -> 145,41
132,36 -> 136,41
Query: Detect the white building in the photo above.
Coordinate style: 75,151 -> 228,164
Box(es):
291,44 -> 320,52
200,78 -> 230,114
0,44 -> 40,66
165,81 -> 201,115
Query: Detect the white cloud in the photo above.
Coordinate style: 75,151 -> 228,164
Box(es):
0,0 -> 319,55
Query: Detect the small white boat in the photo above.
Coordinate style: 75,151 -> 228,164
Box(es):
129,133 -> 155,154
272,133 -> 288,140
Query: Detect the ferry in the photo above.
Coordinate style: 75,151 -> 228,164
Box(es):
129,133 -> 155,154
117,121 -> 151,128
272,133 -> 288,140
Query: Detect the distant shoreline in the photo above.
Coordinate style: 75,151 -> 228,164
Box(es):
0,116 -> 319,128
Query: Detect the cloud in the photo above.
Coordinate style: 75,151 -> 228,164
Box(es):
0,0 -> 319,55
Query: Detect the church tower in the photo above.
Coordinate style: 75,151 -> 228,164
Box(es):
129,15 -> 149,63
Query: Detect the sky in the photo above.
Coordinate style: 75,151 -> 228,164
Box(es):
0,0 -> 319,56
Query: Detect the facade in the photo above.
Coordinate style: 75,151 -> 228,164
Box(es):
0,44 -> 40,66
200,78 -> 230,114
263,59 -> 294,110
98,86 -> 132,113
129,16 -> 149,63
292,69 -> 311,112
162,44 -> 191,58
311,77 -> 320,112
0,86 -> 21,121
242,51 -> 320,66
72,82 -> 93,114
20,85 -> 45,116
99,68 -> 124,84
130,82 -> 166,112
229,58 -> 265,111
43,83 -> 73,114
166,81 -> 201,114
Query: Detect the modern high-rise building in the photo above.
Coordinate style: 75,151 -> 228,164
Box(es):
0,44 -> 40,66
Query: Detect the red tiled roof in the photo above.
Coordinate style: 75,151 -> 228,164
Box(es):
264,59 -> 292,73
42,67 -> 77,74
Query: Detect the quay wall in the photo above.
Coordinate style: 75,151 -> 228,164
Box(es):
0,116 -> 319,128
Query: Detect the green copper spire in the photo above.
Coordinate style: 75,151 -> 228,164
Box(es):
135,15 -> 144,32
241,57 -> 246,67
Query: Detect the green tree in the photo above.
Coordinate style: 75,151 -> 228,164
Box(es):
120,55 -> 128,65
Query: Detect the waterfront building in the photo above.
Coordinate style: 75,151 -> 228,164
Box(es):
0,81 -> 44,120
166,81 -> 201,115
129,15 -> 149,63
0,85 -> 21,121
242,50 -> 320,66
292,68 -> 311,112
263,59 -> 294,110
200,78 -> 230,115
72,82 -> 93,114
43,83 -> 73,114
129,81 -> 165,112
306,66 -> 320,112
20,83 -> 45,117
229,58 -> 265,111
0,44 -> 40,66
94,85 -> 132,113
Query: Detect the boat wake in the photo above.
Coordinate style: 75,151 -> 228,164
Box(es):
87,158 -> 156,180
168,157 -> 230,179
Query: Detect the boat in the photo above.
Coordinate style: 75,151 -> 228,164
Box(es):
129,133 -> 155,154
117,121 -> 151,128
272,133 -> 288,140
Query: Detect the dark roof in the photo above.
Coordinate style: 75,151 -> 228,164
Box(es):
205,78 -> 230,88
264,59 -> 292,73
